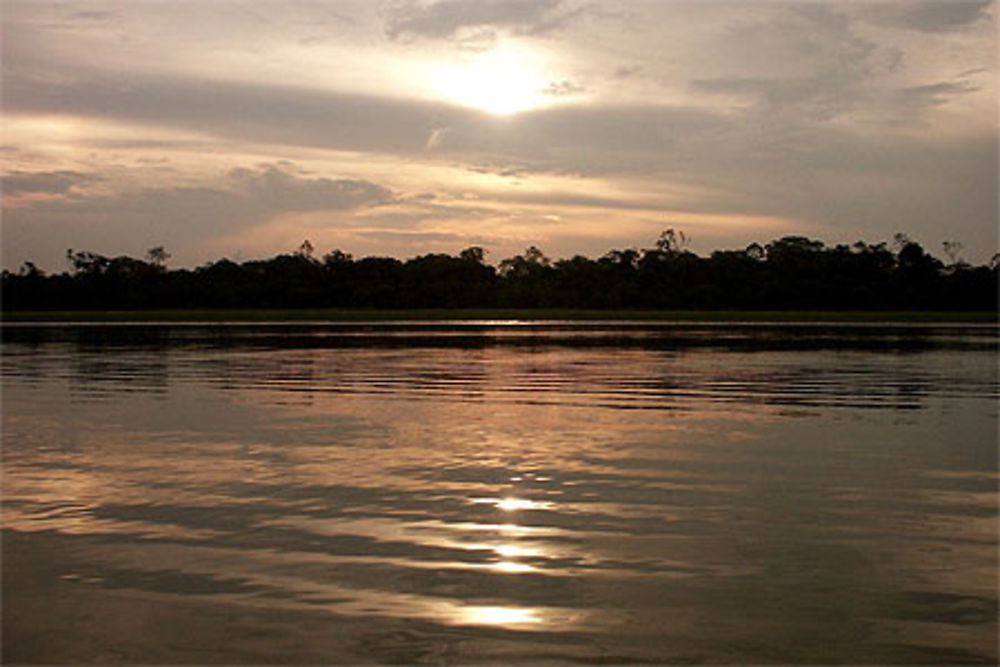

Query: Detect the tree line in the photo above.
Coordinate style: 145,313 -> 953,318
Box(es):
3,232 -> 997,311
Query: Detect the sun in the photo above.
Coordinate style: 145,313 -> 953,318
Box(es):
436,47 -> 546,115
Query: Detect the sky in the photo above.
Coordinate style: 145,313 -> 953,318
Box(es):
2,0 -> 997,271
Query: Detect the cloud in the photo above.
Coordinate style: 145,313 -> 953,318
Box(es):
2,1 -> 996,266
8,54 -> 994,259
225,164 -> 394,211
659,128 -> 998,255
4,60 -> 467,155
2,6 -> 987,179
2,58 -> 725,175
882,69 -> 990,123
861,0 -> 991,32
692,6 -> 887,121
68,10 -> 115,23
354,229 -> 494,245
383,0 -> 580,41
465,161 -> 533,178
2,164 -> 395,269
60,164 -> 392,222
693,75 -> 835,109
897,80 -> 980,107
3,170 -> 102,196
437,103 -> 727,176
542,79 -> 586,96
613,65 -> 643,79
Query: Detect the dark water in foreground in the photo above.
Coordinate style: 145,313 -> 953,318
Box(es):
2,322 -> 997,664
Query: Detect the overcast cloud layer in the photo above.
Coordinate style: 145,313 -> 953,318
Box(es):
2,0 -> 996,269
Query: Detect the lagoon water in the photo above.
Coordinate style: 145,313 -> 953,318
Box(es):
2,322 -> 997,663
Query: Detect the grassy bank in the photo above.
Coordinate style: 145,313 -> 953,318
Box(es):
2,308 -> 997,323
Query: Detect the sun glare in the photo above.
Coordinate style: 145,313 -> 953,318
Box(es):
437,48 -> 546,115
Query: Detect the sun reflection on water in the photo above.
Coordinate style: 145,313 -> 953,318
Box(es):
469,496 -> 554,512
492,560 -> 536,574
494,543 -> 543,558
458,605 -> 543,627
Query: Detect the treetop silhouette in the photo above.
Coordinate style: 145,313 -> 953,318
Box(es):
4,232 -> 997,312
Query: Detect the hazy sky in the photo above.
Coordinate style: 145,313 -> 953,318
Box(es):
2,0 -> 997,270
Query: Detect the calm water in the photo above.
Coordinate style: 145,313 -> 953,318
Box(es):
2,322 -> 997,664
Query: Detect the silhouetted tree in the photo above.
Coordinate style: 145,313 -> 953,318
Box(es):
66,249 -> 110,276
745,242 -> 765,261
4,234 -> 996,312
146,246 -> 170,269
655,228 -> 688,254
460,246 -> 486,264
942,240 -> 964,266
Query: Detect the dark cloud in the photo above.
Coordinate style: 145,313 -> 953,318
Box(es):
226,165 -> 394,211
3,170 -> 102,196
723,6 -> 877,71
654,128 -> 998,256
693,75 -> 835,108
383,0 -> 580,41
5,65 -> 444,154
695,6 -> 885,121
4,13 -> 424,143
898,80 -> 980,107
437,103 -> 726,176
862,0 -> 990,32
16,164 -> 393,223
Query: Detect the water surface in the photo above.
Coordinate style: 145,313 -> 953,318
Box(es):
2,322 -> 997,663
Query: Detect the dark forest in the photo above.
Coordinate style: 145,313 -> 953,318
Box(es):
3,231 -> 997,312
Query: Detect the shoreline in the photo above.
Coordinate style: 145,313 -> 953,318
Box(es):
3,308 -> 997,324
